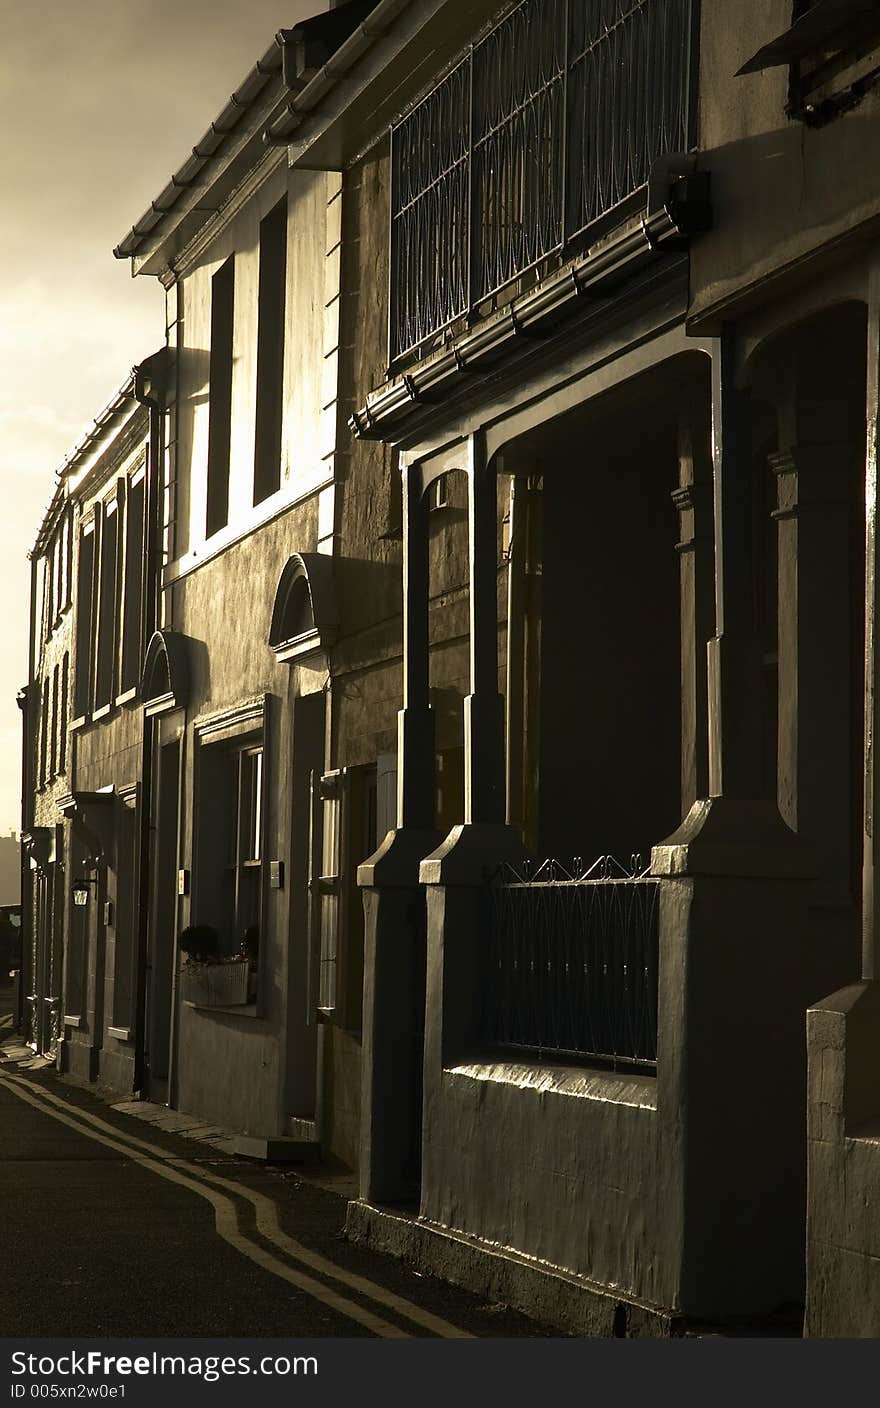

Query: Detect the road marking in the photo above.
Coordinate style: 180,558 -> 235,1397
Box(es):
0,1074 -> 410,1339
2,1072 -> 473,1339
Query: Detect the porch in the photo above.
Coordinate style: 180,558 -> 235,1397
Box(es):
353,296 -> 870,1325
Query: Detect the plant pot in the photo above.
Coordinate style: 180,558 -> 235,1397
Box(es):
180,958 -> 250,1008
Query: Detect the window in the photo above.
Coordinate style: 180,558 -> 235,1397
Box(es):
193,702 -> 267,995
317,770 -> 346,1014
94,497 -> 119,711
39,677 -> 49,787
52,530 -> 62,626
62,510 -> 72,612
42,552 -> 53,644
253,197 -> 287,506
50,664 -> 59,779
73,522 -> 95,720
225,745 -> 263,953
121,468 -> 145,694
206,255 -> 235,537
59,654 -> 68,773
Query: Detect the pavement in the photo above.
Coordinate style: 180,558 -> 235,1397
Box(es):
0,990 -> 554,1339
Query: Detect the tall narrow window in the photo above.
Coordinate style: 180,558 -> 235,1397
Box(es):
206,255 -> 235,537
62,511 -> 72,610
52,532 -> 62,625
73,523 -> 95,720
43,552 -> 53,642
50,664 -> 59,778
253,197 -> 287,505
95,499 -> 118,710
316,769 -> 348,1014
59,654 -> 69,773
121,469 -> 146,694
232,746 -> 263,946
40,677 -> 49,786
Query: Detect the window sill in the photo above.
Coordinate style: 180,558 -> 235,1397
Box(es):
114,687 -> 138,708
182,1000 -> 260,1019
92,703 -> 113,722
445,1058 -> 657,1110
163,474 -> 335,588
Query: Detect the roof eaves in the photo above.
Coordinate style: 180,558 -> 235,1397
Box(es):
29,370 -> 143,558
113,37 -> 284,262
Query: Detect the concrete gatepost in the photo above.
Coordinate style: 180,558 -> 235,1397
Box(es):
652,801 -> 814,1316
418,822 -> 529,1225
358,828 -> 439,1205
805,981 -> 880,1337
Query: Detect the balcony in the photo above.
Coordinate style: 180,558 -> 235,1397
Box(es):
389,0 -> 697,364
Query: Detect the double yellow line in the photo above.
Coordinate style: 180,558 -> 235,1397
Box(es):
0,1071 -> 472,1340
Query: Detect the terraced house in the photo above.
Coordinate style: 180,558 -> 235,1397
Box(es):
20,0 -> 880,1336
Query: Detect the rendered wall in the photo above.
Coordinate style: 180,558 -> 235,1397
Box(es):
692,0 -> 880,324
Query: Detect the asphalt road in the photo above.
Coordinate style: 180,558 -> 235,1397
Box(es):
0,1020 -> 551,1339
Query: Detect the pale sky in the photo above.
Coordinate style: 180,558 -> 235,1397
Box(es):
0,0 -> 327,834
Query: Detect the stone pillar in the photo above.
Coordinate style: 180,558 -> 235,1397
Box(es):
397,461 -> 434,833
464,431 -> 505,825
769,346 -> 861,914
705,331 -> 766,801
653,329 -> 814,1318
357,458 -> 438,1205
673,399 -> 714,815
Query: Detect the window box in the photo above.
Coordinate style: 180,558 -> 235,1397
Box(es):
180,957 -> 250,1008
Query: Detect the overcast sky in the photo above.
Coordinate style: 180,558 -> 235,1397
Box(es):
0,0 -> 327,835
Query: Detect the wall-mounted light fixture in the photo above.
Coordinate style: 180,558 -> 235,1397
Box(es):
71,875 -> 97,908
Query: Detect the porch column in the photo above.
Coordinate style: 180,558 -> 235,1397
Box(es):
706,329 -> 766,800
673,399 -> 714,814
863,272 -> 880,981
652,328 -> 814,1320
357,456 -> 437,1205
771,394 -> 858,912
465,431 -> 505,824
397,460 -> 434,830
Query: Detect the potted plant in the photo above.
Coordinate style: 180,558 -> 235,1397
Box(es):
177,924 -> 250,1007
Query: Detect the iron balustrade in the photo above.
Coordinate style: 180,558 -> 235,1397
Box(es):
390,0 -> 696,361
483,856 -> 660,1069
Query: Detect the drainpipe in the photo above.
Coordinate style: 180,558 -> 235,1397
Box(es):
132,349 -> 169,1093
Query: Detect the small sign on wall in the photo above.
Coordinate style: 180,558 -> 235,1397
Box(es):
178,869 -> 190,896
269,861 -> 284,890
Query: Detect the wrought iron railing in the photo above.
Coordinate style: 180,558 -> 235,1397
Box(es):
390,0 -> 697,361
483,855 -> 659,1070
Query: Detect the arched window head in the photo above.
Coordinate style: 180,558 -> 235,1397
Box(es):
268,553 -> 338,663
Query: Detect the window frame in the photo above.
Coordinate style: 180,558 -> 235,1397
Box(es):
191,697 -> 269,1015
72,516 -> 97,726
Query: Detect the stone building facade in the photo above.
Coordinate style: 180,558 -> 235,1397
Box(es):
20,0 -> 880,1335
